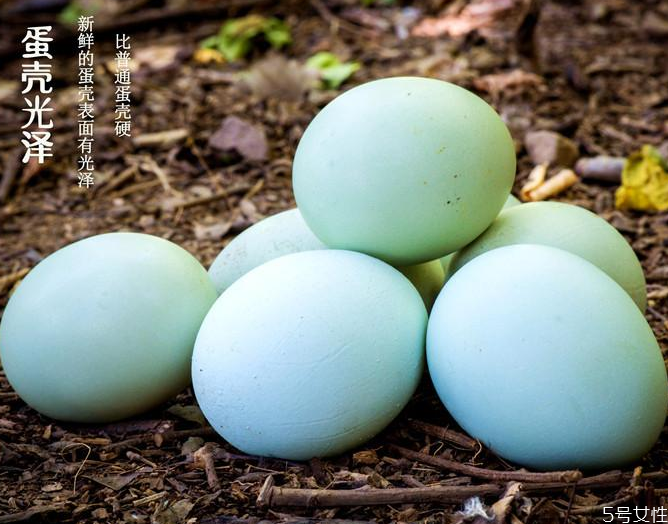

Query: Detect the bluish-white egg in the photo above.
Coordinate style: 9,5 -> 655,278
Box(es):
193,250 -> 427,460
428,244 -> 667,470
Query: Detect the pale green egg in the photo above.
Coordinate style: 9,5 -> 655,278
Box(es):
440,194 -> 520,273
0,233 -> 217,423
293,77 -> 516,265
396,260 -> 445,311
448,201 -> 647,310
428,244 -> 667,470
209,207 -> 444,309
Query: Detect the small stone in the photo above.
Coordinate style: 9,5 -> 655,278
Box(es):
524,130 -> 579,167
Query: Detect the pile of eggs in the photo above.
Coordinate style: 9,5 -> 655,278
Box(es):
1,77 -> 666,471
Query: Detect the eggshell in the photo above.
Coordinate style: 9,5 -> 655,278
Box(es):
427,244 -> 667,470
440,194 -> 520,272
208,208 -> 326,294
448,201 -> 647,310
193,250 -> 427,460
396,260 -> 445,311
293,77 -> 516,265
209,207 -> 443,308
0,233 -> 217,423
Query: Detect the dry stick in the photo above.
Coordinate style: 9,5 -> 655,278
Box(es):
0,504 -> 68,524
102,427 -> 217,452
256,475 -> 502,508
194,443 -> 221,491
390,444 -> 582,483
570,494 -> 635,516
408,419 -> 478,450
308,0 -> 377,37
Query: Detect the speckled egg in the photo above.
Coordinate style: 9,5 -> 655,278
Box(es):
440,194 -> 520,273
209,207 -> 443,309
208,208 -> 326,294
0,233 -> 217,423
428,244 -> 667,470
193,250 -> 427,460
293,77 -> 516,265
448,201 -> 647,310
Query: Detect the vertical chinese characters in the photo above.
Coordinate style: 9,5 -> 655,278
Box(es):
115,34 -> 131,137
21,26 -> 54,165
77,16 -> 95,188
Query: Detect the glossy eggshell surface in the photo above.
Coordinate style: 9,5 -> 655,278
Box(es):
208,208 -> 326,294
293,77 -> 516,265
440,193 -> 520,272
193,250 -> 427,460
0,232 -> 217,423
448,201 -> 646,310
428,244 -> 667,470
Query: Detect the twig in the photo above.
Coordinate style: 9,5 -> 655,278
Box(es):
309,0 -> 377,37
154,182 -> 254,214
570,494 -> 635,515
408,419 -> 478,450
102,427 -> 217,452
133,491 -> 168,507
390,444 -> 582,483
257,475 -> 502,508
0,504 -> 69,523
194,443 -> 221,490
0,268 -> 29,295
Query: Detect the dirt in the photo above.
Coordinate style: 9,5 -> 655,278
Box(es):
0,0 -> 668,522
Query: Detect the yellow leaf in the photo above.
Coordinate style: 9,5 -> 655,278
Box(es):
193,48 -> 226,64
615,145 -> 668,212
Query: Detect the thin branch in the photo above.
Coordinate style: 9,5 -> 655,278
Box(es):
390,444 -> 582,483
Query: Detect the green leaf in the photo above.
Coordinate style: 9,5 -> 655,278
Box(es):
306,52 -> 360,89
264,18 -> 292,49
58,1 -> 84,25
199,15 -> 291,62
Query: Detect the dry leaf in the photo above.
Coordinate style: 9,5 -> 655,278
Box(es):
167,404 -> 207,426
352,449 -> 378,466
152,499 -> 194,524
615,145 -> 668,212
208,116 -> 268,161
241,54 -> 317,101
473,70 -> 544,97
193,221 -> 232,241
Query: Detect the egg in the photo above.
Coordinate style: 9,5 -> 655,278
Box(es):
293,77 -> 516,265
396,260 -> 445,311
428,244 -> 667,470
193,250 -> 427,460
448,202 -> 647,310
440,194 -> 520,272
208,208 -> 326,294
0,233 -> 217,423
209,207 -> 444,308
